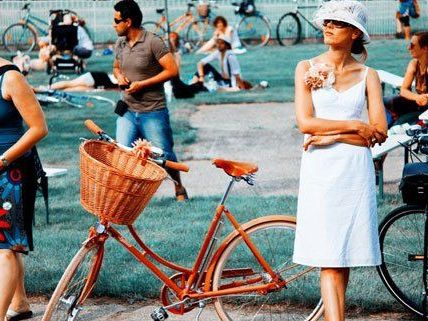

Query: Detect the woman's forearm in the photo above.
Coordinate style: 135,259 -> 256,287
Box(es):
335,133 -> 368,147
3,126 -> 48,164
400,87 -> 420,102
298,117 -> 361,136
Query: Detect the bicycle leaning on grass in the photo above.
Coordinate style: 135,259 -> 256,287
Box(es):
276,1 -> 321,46
2,3 -> 80,53
377,124 -> 428,319
42,119 -> 324,321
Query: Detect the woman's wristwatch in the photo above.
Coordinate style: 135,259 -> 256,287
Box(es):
0,154 -> 9,168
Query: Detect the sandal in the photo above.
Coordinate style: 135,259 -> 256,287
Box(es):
175,187 -> 189,201
6,309 -> 33,321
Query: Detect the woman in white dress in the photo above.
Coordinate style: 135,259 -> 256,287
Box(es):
293,1 -> 388,320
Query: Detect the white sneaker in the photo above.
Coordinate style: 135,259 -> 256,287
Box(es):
233,47 -> 247,55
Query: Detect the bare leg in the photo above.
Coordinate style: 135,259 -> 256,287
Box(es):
395,12 -> 402,34
50,75 -> 92,91
0,250 -> 19,320
321,267 -> 350,321
403,26 -> 411,40
9,254 -> 30,313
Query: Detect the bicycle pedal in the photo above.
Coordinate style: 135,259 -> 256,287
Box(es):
150,307 -> 168,321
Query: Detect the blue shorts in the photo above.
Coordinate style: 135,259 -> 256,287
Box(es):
398,0 -> 413,16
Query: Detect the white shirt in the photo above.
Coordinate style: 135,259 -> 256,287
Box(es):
77,26 -> 94,50
200,50 -> 241,87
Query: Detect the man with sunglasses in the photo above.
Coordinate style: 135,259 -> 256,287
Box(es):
112,0 -> 188,201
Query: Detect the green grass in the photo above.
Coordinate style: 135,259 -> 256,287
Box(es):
20,40 -> 414,311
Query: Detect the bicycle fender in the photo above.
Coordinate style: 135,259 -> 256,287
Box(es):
203,214 -> 296,292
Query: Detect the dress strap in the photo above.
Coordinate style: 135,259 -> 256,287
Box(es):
363,66 -> 369,79
308,59 -> 313,67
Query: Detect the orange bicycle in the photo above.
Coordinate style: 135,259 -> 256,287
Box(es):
42,120 -> 323,321
142,0 -> 215,49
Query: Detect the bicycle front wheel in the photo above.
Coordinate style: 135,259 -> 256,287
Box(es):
186,19 -> 214,49
237,14 -> 271,48
276,13 -> 301,46
142,21 -> 166,39
2,22 -> 37,53
42,241 -> 104,321
377,205 -> 428,318
212,218 -> 323,321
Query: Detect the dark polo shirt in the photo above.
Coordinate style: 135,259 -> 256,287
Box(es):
115,30 -> 170,112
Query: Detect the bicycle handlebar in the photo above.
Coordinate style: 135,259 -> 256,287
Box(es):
165,160 -> 190,172
22,3 -> 30,11
84,119 -> 190,172
84,119 -> 104,137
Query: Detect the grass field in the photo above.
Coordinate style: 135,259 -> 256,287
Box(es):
20,39 -> 412,311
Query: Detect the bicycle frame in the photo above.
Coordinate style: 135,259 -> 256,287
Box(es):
295,7 -> 319,33
78,176 -> 288,311
21,8 -> 49,36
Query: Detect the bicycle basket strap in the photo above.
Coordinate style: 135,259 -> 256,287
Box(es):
400,162 -> 428,205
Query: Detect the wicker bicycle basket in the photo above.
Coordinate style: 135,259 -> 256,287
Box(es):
80,140 -> 167,225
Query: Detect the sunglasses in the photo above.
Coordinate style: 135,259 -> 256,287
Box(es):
114,18 -> 126,24
322,19 -> 351,29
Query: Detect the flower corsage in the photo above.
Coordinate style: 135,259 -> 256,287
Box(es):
304,63 -> 335,90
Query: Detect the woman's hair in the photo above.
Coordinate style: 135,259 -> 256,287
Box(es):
351,34 -> 368,62
169,32 -> 180,52
114,0 -> 143,28
415,31 -> 428,49
213,16 -> 228,28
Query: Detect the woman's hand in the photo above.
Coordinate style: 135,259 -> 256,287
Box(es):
355,121 -> 387,146
303,135 -> 337,151
416,94 -> 428,107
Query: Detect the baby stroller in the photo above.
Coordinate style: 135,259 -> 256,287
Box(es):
47,9 -> 85,82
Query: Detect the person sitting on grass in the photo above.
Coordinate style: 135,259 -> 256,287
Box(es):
384,31 -> 428,127
196,16 -> 245,55
192,35 -> 252,91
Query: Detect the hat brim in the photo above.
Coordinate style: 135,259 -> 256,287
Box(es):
313,16 -> 370,43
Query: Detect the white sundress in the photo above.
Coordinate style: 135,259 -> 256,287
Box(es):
293,61 -> 381,268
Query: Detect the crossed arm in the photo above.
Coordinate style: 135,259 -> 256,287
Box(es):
294,60 -> 387,150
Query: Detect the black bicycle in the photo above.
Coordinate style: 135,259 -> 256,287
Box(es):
377,125 -> 428,319
276,2 -> 321,46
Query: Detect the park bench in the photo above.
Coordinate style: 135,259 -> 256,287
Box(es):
37,167 -> 68,224
377,69 -> 405,92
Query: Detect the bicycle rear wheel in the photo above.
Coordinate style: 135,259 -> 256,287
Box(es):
212,218 -> 323,321
42,241 -> 104,321
276,13 -> 301,46
142,21 -> 166,39
237,14 -> 271,48
377,205 -> 428,318
186,19 -> 214,49
2,22 -> 37,53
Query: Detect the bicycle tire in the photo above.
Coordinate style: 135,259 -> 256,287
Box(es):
276,12 -> 301,46
377,205 -> 428,318
2,22 -> 37,53
142,21 -> 166,39
237,14 -> 271,48
212,218 -> 323,321
42,241 -> 104,321
185,18 -> 214,49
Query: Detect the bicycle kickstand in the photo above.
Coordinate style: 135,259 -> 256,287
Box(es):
195,301 -> 206,321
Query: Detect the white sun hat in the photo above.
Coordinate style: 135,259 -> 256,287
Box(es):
218,34 -> 232,46
313,0 -> 370,43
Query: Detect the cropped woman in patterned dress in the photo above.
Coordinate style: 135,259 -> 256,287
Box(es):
0,58 -> 48,321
